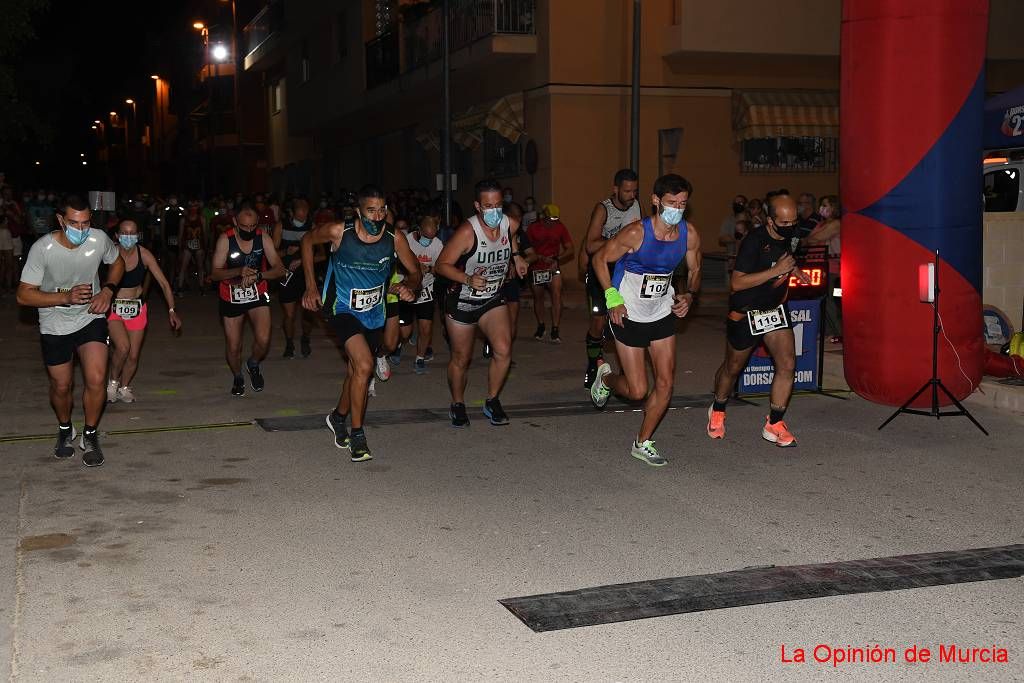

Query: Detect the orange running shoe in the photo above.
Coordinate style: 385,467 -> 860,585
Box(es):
762,418 -> 797,447
706,404 -> 726,439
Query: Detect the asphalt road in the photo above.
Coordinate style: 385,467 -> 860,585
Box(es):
1,289 -> 1021,681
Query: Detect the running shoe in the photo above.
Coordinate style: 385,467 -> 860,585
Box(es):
550,327 -> 561,344
423,346 -> 434,362
300,336 -> 312,358
388,343 -> 403,366
590,362 -> 612,408
117,386 -> 136,403
231,374 -> 245,397
326,412 -> 350,449
349,432 -> 372,462
483,398 -> 509,426
449,402 -> 470,428
414,358 -> 427,375
368,377 -> 377,397
533,324 -> 545,340
631,439 -> 667,467
707,404 -> 726,439
106,379 -> 120,403
374,355 -> 391,382
282,341 -> 295,359
80,430 -> 105,467
762,418 -> 797,447
54,425 -> 76,459
247,361 -> 265,392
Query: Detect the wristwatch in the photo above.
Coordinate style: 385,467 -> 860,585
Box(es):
103,282 -> 118,295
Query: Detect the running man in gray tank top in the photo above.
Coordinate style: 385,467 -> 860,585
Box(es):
579,168 -> 642,389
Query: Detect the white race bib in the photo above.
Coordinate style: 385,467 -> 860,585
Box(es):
469,277 -> 503,300
350,285 -> 384,312
747,304 -> 789,336
640,273 -> 672,299
166,236 -> 178,246
416,286 -> 433,304
113,298 -> 142,319
230,284 -> 260,304
187,239 -> 201,251
533,269 -> 553,285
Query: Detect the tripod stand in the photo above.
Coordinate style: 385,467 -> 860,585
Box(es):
878,249 -> 988,435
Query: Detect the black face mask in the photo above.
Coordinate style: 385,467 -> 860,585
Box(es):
772,222 -> 798,240
732,202 -> 746,214
237,228 -> 257,241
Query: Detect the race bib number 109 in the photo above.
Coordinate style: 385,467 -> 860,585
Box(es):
113,298 -> 142,319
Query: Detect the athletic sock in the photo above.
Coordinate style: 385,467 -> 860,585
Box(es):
586,334 -> 603,361
246,358 -> 259,370
84,425 -> 97,435
59,422 -> 72,431
769,405 -> 787,424
350,427 -> 365,438
712,398 -> 728,412
332,409 -> 346,423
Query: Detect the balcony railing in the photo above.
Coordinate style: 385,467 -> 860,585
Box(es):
367,0 -> 535,87
243,2 -> 285,63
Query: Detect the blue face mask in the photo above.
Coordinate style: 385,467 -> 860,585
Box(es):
118,234 -> 139,249
292,218 -> 306,228
659,204 -> 684,227
361,215 -> 385,236
65,225 -> 90,246
482,207 -> 503,228
418,235 -> 433,247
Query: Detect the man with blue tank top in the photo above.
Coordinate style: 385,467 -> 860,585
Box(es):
589,174 -> 702,467
300,185 -> 422,462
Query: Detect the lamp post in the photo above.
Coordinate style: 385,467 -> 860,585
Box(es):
194,21 -> 214,195
220,0 -> 243,192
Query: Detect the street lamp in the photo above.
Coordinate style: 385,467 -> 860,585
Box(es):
212,44 -> 228,62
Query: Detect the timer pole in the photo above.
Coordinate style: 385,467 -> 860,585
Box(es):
878,249 -> 987,434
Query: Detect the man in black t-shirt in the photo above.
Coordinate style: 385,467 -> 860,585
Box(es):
706,195 -> 810,448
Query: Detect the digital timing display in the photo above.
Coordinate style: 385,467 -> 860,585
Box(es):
789,268 -> 823,288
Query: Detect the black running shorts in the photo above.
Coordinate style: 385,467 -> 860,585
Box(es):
399,299 -> 435,326
40,317 -> 109,366
726,315 -> 792,351
277,269 -> 306,304
327,313 -> 383,353
607,313 -> 676,348
445,294 -> 506,326
219,294 -> 270,318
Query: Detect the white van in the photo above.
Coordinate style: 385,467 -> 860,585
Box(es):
983,157 -> 1024,212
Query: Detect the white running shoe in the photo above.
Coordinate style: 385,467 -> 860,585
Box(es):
374,355 -> 391,382
590,362 -> 613,408
368,377 -> 377,398
106,380 -> 120,403
117,385 -> 136,403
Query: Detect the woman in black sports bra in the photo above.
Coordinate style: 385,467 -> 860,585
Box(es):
106,219 -> 182,404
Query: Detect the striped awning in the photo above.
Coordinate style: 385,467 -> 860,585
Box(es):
449,93 -> 526,150
415,129 -> 439,152
732,91 -> 839,140
485,93 -> 525,144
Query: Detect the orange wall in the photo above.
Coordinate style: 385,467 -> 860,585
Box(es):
545,87 -> 838,260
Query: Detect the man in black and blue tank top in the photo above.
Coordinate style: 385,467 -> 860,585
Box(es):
435,179 -> 529,428
589,174 -> 703,467
273,197 -> 319,359
300,185 -> 422,462
211,207 -> 286,397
